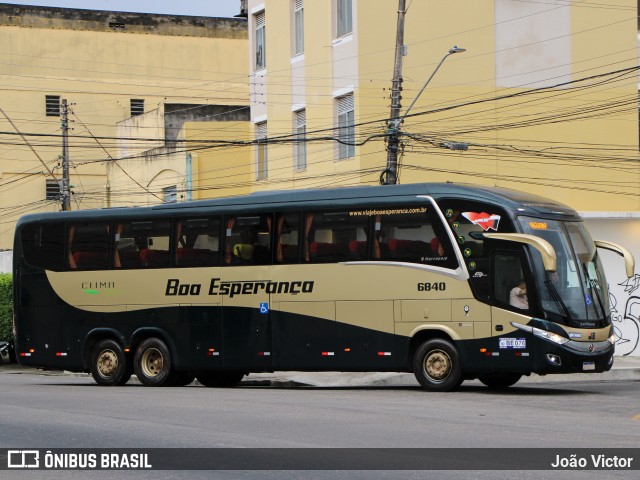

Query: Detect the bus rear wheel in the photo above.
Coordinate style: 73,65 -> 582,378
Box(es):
196,371 -> 244,388
413,339 -> 462,392
479,373 -> 522,389
91,339 -> 130,386
134,337 -> 173,387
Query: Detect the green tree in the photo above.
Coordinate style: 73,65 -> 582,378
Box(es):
0,274 -> 13,343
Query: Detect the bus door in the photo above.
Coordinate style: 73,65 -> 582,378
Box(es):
487,245 -> 535,372
220,214 -> 274,371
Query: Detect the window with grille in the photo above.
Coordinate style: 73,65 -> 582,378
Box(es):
130,99 -> 145,116
295,109 -> 307,170
293,0 -> 304,55
45,95 -> 60,117
163,185 -> 177,203
336,0 -> 352,38
255,11 -> 266,70
46,179 -> 61,200
337,94 -> 355,159
256,122 -> 268,180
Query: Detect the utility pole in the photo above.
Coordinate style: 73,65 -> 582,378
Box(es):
60,98 -> 71,211
382,0 -> 407,186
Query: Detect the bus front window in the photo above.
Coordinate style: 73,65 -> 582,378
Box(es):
518,217 -> 610,325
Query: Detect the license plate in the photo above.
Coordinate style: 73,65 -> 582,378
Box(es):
583,362 -> 595,371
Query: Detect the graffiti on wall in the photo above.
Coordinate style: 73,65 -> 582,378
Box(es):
610,274 -> 640,356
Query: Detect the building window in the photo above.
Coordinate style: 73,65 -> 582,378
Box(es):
256,122 -> 268,180
294,109 -> 307,170
130,99 -> 145,116
45,95 -> 60,117
254,11 -> 266,70
336,0 -> 352,38
293,0 -> 304,55
45,179 -> 61,200
337,94 -> 355,159
163,185 -> 177,203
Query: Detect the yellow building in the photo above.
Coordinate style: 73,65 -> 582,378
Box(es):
0,3 -> 248,249
241,0 -> 638,211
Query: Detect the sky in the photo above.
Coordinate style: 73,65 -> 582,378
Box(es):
0,0 -> 241,17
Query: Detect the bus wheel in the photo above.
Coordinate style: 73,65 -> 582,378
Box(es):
90,339 -> 128,386
413,339 -> 462,392
134,338 -> 173,387
196,371 -> 244,388
479,373 -> 522,389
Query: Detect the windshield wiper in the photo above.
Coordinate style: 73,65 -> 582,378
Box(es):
545,279 -> 572,320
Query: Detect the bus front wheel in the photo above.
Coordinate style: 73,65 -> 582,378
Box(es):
413,339 -> 462,392
134,338 -> 173,387
90,339 -> 130,386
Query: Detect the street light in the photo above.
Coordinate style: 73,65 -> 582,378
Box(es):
382,45 -> 466,185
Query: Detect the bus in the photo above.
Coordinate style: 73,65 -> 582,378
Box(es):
12,183 -> 635,391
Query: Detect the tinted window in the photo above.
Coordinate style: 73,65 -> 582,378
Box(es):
68,222 -> 111,270
276,213 -> 300,264
303,210 -> 369,263
373,208 -> 457,269
115,220 -> 171,269
224,214 -> 272,266
21,223 -> 65,271
175,217 -> 221,267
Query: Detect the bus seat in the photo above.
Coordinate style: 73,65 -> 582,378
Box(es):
278,244 -> 298,263
72,251 -> 108,269
310,242 -> 347,262
177,248 -> 219,267
118,249 -> 141,268
140,249 -> 170,268
388,239 -> 431,260
348,240 -> 367,259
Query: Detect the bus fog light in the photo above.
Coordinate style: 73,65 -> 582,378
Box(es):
546,354 -> 562,366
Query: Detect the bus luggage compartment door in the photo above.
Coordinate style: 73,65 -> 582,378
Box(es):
220,267 -> 273,371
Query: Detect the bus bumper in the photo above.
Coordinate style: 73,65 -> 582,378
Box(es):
529,338 -> 615,374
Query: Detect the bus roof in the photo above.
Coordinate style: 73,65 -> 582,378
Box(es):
16,183 -> 580,225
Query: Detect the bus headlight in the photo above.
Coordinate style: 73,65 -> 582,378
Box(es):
532,327 -> 570,345
607,333 -> 618,345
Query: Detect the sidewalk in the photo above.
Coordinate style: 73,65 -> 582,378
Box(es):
244,356 -> 640,388
2,357 -> 640,387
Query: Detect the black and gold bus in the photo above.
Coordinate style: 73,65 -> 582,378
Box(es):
12,183 -> 635,391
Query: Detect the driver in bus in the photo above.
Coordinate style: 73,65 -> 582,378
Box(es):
509,279 -> 529,310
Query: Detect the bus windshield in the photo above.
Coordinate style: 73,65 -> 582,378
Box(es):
518,217 -> 610,324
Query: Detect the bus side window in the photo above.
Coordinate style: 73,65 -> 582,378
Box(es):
21,223 -> 66,271
175,217 -> 221,267
276,213 -> 300,264
374,209 -> 456,269
304,211 -> 368,263
224,214 -> 272,266
115,220 -> 171,269
67,222 -> 110,270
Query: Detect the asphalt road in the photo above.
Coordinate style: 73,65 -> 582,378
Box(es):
0,369 -> 639,480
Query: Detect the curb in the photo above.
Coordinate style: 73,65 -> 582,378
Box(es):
2,363 -> 640,388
